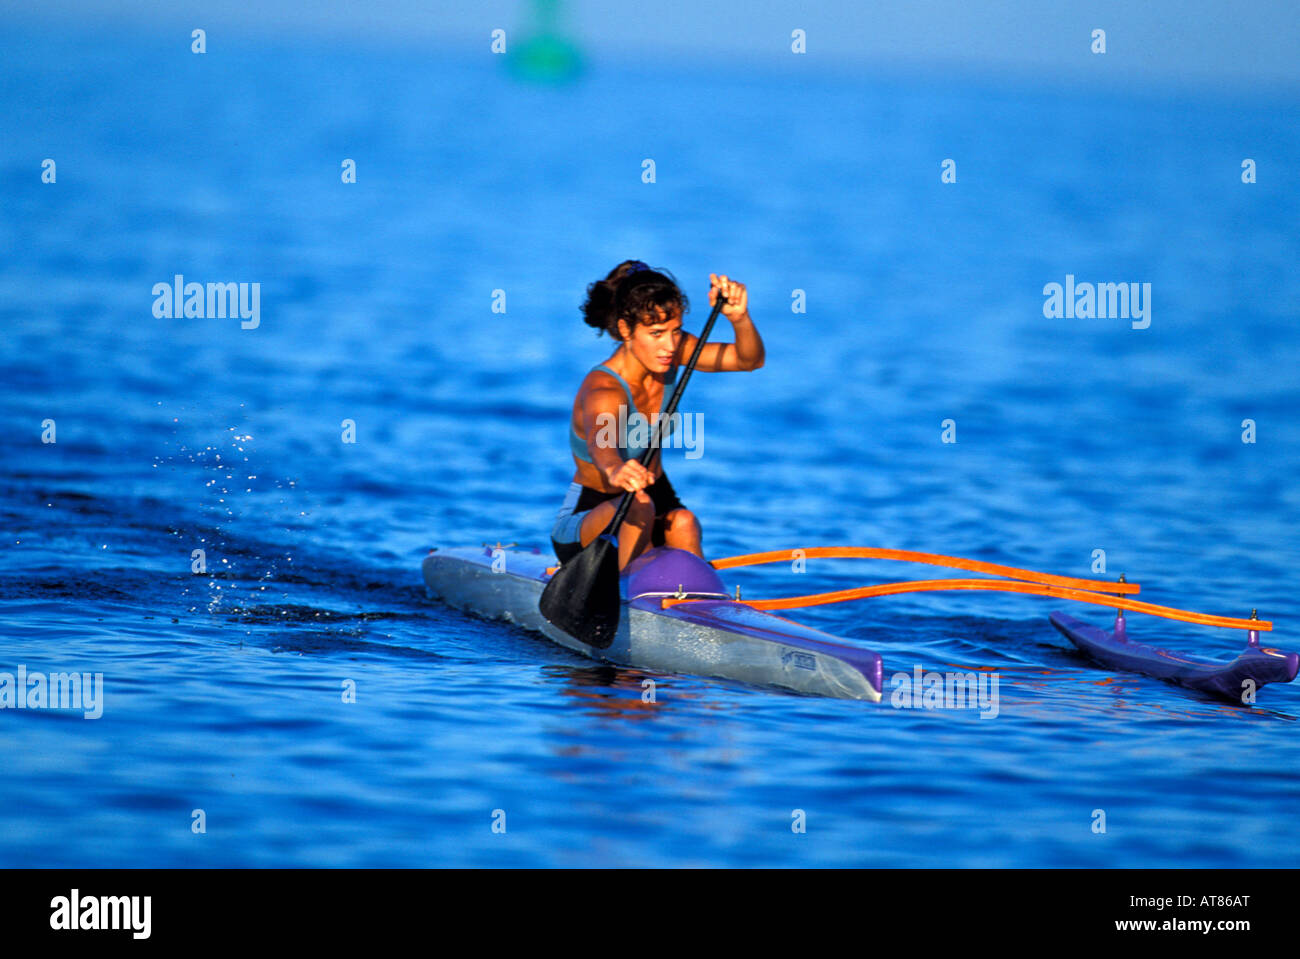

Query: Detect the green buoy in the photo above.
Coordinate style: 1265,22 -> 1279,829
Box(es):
508,0 -> 584,84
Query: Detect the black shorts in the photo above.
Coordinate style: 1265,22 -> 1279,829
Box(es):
550,472 -> 686,563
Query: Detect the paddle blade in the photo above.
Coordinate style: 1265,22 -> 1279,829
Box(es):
538,535 -> 622,649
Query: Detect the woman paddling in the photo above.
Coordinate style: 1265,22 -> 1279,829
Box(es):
551,260 -> 764,570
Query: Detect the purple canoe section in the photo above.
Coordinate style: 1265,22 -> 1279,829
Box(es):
623,548 -> 883,697
623,545 -> 728,598
1050,611 -> 1299,701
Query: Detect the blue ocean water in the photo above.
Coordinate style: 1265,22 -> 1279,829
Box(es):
2,22 -> 1299,867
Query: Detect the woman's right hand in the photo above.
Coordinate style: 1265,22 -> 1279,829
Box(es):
605,459 -> 654,496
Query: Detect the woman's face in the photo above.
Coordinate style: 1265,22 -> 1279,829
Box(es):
619,307 -> 682,374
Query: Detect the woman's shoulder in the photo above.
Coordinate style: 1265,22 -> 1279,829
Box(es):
578,363 -> 631,405
581,362 -> 623,387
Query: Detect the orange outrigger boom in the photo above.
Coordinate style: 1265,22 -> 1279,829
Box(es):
669,547 -> 1271,633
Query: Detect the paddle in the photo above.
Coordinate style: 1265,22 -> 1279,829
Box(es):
539,293 -> 727,649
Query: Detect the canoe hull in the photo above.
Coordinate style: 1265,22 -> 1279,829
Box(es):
423,546 -> 883,701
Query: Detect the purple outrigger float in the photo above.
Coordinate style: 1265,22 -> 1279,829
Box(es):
424,544 -> 1297,704
1050,610 -> 1299,701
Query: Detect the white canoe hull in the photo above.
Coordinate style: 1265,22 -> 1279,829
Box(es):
422,546 -> 883,701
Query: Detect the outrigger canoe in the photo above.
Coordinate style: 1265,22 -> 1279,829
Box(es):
423,544 -> 1298,703
457,290 -> 1295,702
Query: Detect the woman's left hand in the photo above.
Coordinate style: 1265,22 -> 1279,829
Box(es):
709,274 -> 749,321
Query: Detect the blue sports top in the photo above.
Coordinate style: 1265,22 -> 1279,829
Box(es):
569,363 -> 679,465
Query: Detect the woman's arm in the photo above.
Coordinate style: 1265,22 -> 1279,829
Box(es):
582,377 -> 655,492
675,274 -> 765,372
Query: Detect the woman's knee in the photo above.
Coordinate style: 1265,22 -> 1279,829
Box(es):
664,508 -> 700,534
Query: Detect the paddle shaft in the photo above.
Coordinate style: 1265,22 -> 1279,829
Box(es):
602,295 -> 726,536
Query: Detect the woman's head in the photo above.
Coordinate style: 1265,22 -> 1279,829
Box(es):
581,260 -> 690,341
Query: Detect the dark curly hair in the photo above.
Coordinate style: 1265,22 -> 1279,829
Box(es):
581,260 -> 689,340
